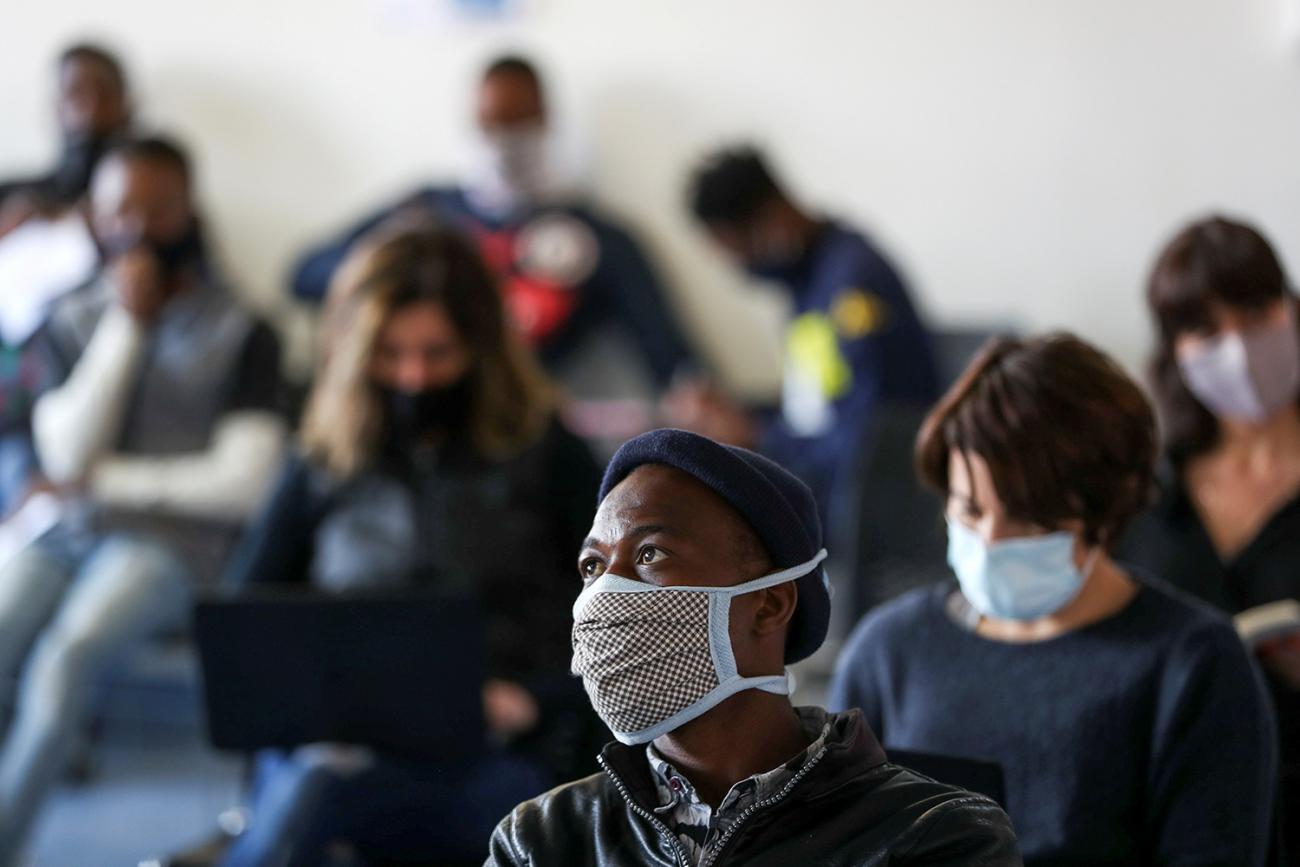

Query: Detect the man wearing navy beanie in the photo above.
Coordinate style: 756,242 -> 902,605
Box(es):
487,429 -> 1019,866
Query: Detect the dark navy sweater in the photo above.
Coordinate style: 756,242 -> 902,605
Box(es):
829,579 -> 1277,866
758,221 -> 938,526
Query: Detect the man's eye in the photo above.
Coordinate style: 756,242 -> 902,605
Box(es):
637,546 -> 664,565
580,559 -> 606,580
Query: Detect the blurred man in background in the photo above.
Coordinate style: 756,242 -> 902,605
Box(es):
0,44 -> 131,239
668,146 -> 939,579
0,44 -> 132,519
0,136 -> 285,865
292,54 -> 698,401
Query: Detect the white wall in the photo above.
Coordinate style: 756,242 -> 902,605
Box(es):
4,0 -> 1300,393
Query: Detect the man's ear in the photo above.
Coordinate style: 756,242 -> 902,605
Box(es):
752,581 -> 798,638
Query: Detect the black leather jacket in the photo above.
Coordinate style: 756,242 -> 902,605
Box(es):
486,709 -> 1021,866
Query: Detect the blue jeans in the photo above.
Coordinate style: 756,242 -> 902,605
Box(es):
0,532 -> 191,865
220,746 -> 552,867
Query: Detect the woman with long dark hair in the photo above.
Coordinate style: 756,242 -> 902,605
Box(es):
1122,215 -> 1300,859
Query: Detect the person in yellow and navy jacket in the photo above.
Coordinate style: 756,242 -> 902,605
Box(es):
668,146 -> 939,564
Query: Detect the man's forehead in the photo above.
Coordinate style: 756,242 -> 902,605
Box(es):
94,158 -> 184,204
598,465 -> 690,519
590,464 -> 742,543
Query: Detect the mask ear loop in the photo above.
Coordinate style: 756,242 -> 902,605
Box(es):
1079,544 -> 1104,584
707,552 -> 829,689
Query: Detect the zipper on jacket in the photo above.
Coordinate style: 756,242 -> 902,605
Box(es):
697,746 -> 829,867
598,754 -> 692,867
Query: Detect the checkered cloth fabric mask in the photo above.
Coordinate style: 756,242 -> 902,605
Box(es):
571,550 -> 829,745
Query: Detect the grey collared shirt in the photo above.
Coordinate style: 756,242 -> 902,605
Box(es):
645,706 -> 832,865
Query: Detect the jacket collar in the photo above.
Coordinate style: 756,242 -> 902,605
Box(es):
598,707 -> 887,815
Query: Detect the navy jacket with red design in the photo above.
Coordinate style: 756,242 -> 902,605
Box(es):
291,186 -> 695,387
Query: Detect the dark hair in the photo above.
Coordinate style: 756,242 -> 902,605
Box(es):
688,146 -> 784,227
1146,215 -> 1298,464
483,54 -> 541,86
105,135 -> 192,185
59,43 -> 127,90
915,333 -> 1157,549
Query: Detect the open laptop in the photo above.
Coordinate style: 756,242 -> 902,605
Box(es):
194,590 -> 485,763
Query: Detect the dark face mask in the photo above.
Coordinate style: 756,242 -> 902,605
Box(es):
101,223 -> 205,280
148,225 -> 205,275
380,379 -> 474,442
740,224 -> 811,287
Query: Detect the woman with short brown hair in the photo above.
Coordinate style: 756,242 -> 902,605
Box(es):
831,333 -> 1275,865
1121,214 -> 1300,859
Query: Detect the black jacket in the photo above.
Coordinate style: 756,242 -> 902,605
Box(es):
486,709 -> 1021,867
225,418 -> 606,779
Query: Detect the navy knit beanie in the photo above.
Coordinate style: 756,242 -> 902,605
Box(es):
598,428 -> 830,664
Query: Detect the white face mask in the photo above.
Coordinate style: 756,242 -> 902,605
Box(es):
1176,302 -> 1300,423
570,550 -> 828,745
463,124 -> 553,218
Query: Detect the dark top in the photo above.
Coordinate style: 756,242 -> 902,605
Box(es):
829,580 -> 1277,867
1120,466 -> 1300,837
31,269 -> 285,583
223,418 -> 603,775
486,708 -> 1021,867
0,136 -> 119,213
759,221 -> 939,521
290,186 -> 696,386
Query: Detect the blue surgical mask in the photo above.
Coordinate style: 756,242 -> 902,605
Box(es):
570,549 -> 829,745
946,520 -> 1095,621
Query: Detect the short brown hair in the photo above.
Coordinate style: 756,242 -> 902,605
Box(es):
915,333 -> 1156,548
1146,215 -> 1299,464
300,226 -> 556,477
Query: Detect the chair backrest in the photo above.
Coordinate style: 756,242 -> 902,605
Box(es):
833,326 -> 1016,623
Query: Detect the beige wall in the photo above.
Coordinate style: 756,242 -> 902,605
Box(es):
4,0 -> 1300,392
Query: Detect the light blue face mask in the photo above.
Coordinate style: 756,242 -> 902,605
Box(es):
570,549 -> 829,745
946,520 -> 1096,622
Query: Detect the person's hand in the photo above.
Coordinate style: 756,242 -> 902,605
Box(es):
483,679 -> 540,739
20,476 -> 84,504
1259,634 -> 1300,691
110,247 -> 168,325
660,379 -> 759,448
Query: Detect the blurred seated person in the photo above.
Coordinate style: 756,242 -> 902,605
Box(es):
1120,215 -> 1300,860
667,146 -> 938,545
291,55 -> 697,394
0,43 -> 132,511
0,43 -> 131,239
830,334 -> 1277,866
487,427 -> 1019,865
0,136 -> 286,865
218,226 -> 602,866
